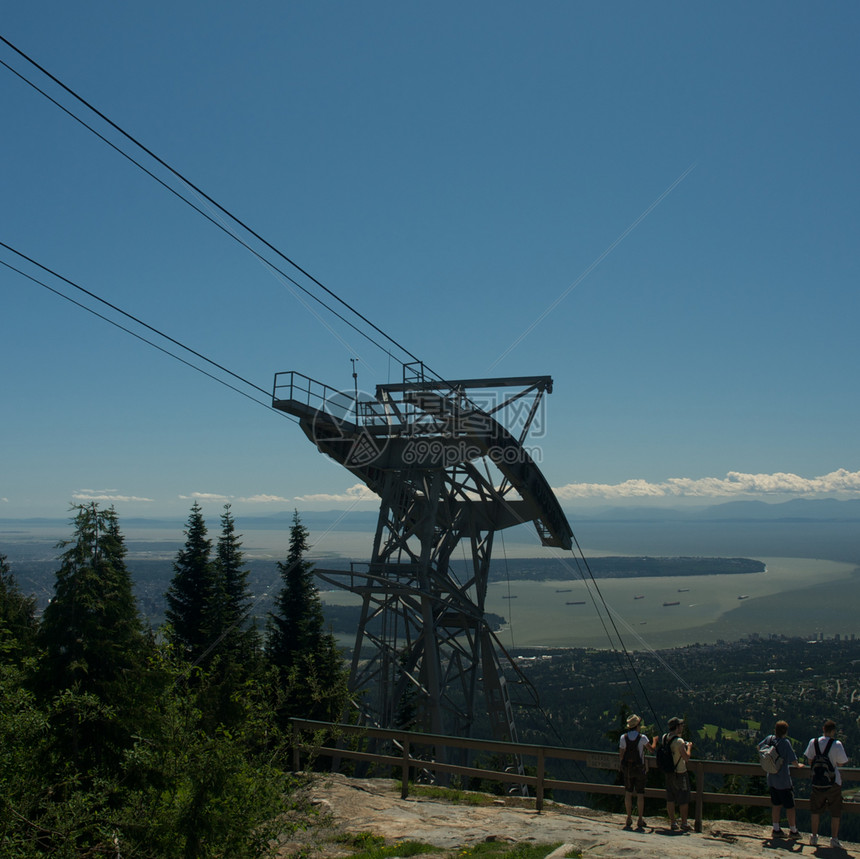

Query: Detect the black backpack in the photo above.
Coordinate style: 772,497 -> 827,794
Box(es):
811,738 -> 836,788
622,731 -> 641,765
656,733 -> 677,773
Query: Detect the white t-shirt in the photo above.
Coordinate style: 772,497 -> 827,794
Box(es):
804,735 -> 849,785
619,730 -> 650,764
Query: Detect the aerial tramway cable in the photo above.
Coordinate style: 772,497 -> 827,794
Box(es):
0,246 -> 290,419
0,34 -> 494,414
0,35 -> 418,372
1,31 -> 689,741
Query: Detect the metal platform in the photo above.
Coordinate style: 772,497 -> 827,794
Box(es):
273,363 -> 572,752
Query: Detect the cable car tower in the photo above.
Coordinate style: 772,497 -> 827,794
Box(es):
272,362 -> 572,745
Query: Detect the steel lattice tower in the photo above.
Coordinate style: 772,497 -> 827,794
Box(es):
272,362 -> 572,746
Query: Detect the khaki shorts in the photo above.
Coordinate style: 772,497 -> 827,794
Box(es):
810,784 -> 842,817
665,771 -> 690,805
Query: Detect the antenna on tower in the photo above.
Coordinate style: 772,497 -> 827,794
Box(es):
350,358 -> 359,416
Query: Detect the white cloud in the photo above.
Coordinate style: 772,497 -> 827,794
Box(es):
178,492 -> 231,503
73,489 -> 154,503
553,469 -> 860,500
237,494 -> 292,504
295,483 -> 378,504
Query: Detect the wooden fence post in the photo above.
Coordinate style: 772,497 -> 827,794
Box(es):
694,760 -> 704,832
292,722 -> 301,772
536,748 -> 546,812
401,735 -> 411,800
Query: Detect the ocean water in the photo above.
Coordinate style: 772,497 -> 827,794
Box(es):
4,518 -> 858,650
486,557 -> 858,649
320,557 -> 859,650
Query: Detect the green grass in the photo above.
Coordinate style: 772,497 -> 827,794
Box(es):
699,723 -> 742,740
333,832 -> 437,859
698,721 -> 760,741
444,842 -> 570,859
332,833 -> 580,859
409,785 -> 500,806
350,841 -> 438,859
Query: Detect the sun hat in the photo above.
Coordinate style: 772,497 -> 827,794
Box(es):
626,714 -> 642,729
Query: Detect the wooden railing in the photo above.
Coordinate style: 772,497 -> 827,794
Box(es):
290,718 -> 860,833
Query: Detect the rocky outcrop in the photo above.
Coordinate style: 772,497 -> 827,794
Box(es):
276,773 -> 849,858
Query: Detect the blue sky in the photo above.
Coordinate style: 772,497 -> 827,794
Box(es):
2,1 -> 859,522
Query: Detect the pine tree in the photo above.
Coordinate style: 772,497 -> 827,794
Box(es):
34,504 -> 150,771
267,510 -> 320,672
266,510 -> 348,723
37,504 -> 146,697
165,501 -> 219,666
0,553 -> 37,662
214,504 -> 259,668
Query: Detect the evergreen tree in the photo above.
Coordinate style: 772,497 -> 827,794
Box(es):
214,504 -> 259,668
37,504 -> 146,698
166,502 -> 219,666
35,504 -> 150,771
0,553 -> 37,662
266,510 -> 348,723
267,510 -> 322,672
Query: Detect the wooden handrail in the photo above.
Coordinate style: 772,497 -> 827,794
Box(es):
289,719 -> 860,833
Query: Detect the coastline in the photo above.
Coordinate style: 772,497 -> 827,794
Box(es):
485,557 -> 858,650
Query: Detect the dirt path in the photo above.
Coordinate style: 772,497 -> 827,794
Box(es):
276,773 -> 857,858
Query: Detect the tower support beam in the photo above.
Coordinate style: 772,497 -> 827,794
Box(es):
273,365 -> 572,751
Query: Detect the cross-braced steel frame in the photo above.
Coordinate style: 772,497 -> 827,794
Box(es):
272,363 -> 572,747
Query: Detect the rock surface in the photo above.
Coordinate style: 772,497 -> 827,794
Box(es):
278,773 -> 857,858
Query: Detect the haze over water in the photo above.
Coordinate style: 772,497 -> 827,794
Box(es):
3,509 -> 858,651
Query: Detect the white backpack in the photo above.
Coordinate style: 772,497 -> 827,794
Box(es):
758,736 -> 783,774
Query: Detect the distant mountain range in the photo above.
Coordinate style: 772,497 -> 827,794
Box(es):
570,497 -> 860,523
3,497 -> 859,531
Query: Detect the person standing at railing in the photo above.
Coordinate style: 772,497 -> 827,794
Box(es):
758,720 -> 801,840
804,718 -> 850,849
658,716 -> 692,832
618,713 -> 651,830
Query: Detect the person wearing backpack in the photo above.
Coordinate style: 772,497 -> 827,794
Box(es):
803,719 -> 849,848
618,713 -> 650,830
657,716 -> 692,832
757,720 -> 800,839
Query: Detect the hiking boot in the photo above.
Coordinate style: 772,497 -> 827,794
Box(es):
680,822 -> 692,832
831,837 -> 842,848
670,821 -> 679,831
809,834 -> 818,846
771,828 -> 783,838
788,829 -> 801,839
